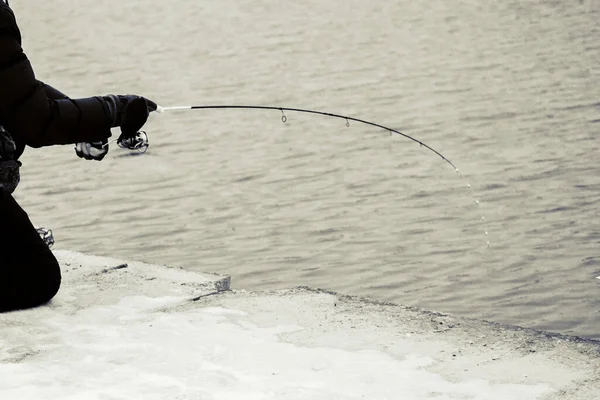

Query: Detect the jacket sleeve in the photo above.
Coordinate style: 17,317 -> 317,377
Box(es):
12,82 -> 73,159
39,82 -> 69,101
0,5 -> 113,148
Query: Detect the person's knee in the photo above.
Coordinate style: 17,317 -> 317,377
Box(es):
0,188 -> 62,310
0,259 -> 62,312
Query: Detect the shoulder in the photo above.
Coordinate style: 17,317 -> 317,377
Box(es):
0,2 -> 16,24
0,2 -> 20,42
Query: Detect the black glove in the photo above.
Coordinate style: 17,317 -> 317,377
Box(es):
0,126 -> 20,193
0,160 -> 20,194
103,95 -> 157,142
0,125 -> 16,161
75,139 -> 109,161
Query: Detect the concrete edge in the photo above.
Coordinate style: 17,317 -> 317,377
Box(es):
298,286 -> 600,345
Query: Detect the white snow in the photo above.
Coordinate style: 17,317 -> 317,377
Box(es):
1,251 -> 598,400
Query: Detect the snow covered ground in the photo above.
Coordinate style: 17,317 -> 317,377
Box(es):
1,251 -> 599,400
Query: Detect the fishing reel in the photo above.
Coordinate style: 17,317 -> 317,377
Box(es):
36,227 -> 55,248
117,131 -> 149,154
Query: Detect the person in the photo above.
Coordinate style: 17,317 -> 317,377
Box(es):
0,1 -> 157,312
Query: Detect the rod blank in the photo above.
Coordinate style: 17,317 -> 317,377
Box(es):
154,104 -> 458,171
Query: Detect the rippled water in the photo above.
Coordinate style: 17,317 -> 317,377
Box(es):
12,0 -> 600,337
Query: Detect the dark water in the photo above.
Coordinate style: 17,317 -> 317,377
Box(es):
12,0 -> 600,337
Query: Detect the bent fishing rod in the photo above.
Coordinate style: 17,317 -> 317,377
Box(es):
148,104 -> 461,172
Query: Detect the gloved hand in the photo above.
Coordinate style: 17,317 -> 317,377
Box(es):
0,126 -> 21,194
0,125 -> 16,161
75,140 -> 109,161
75,95 -> 156,161
102,94 -> 157,142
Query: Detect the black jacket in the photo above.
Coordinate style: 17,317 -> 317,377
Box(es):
0,3 -> 113,159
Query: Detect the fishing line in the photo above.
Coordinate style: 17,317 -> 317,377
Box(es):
155,104 -> 490,246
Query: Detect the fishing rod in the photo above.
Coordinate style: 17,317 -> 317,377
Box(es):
154,105 -> 460,172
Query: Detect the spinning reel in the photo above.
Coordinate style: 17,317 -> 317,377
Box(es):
117,131 -> 149,154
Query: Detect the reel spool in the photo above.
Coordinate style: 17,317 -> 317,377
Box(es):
117,131 -> 149,154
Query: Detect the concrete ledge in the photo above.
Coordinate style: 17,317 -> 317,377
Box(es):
1,252 -> 599,399
196,287 -> 600,399
53,250 -> 231,310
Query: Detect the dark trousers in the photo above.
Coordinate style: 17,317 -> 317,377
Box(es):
0,188 -> 61,312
